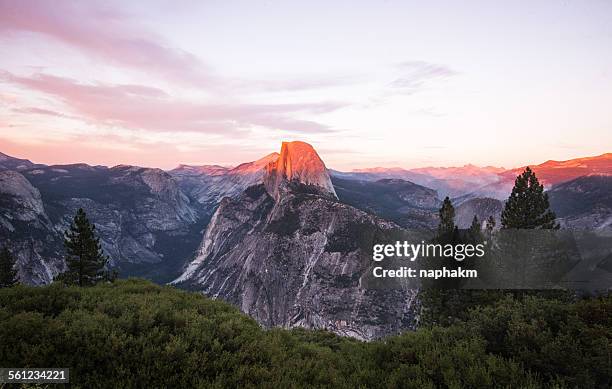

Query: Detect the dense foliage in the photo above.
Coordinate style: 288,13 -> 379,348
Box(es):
0,279 -> 609,388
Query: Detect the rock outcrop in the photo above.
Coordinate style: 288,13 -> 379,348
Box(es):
264,141 -> 337,200
174,142 -> 422,340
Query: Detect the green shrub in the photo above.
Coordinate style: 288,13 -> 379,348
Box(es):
0,279 -> 608,388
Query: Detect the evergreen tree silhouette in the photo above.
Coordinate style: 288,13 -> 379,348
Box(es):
437,196 -> 456,242
468,215 -> 483,243
0,247 -> 18,287
501,167 -> 559,229
59,208 -> 109,286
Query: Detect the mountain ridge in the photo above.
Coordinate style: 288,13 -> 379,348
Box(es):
1,147 -> 611,286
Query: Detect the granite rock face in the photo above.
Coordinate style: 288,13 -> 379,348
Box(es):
548,175 -> 612,230
455,197 -> 504,229
0,170 -> 61,284
174,142 -> 421,340
264,141 -> 337,200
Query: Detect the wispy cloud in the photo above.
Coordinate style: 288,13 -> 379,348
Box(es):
0,0 -> 352,138
0,70 -> 344,134
388,61 -> 458,95
12,106 -> 73,118
0,1 -> 216,88
358,61 -> 459,109
0,1 -> 348,94
239,75 -> 357,93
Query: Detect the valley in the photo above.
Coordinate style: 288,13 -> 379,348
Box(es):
1,145 -> 611,338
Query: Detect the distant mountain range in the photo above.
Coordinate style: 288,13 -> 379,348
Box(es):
1,145 -> 611,338
336,153 -> 612,201
2,148 -> 611,284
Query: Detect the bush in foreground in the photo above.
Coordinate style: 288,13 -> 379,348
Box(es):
0,279 -> 609,388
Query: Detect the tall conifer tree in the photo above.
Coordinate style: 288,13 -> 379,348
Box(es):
437,196 -> 456,241
468,215 -> 483,243
59,208 -> 109,286
0,247 -> 18,287
501,167 -> 559,229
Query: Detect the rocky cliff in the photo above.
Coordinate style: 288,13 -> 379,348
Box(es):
174,142 -> 422,340
548,175 -> 612,230
0,170 -> 62,284
0,159 -> 208,284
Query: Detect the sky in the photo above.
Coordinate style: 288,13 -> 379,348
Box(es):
0,0 -> 611,170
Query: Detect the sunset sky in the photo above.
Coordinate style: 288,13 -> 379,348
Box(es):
1,0 -> 611,170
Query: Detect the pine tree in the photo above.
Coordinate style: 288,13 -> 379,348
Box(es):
59,208 -> 109,286
437,196 -> 455,241
0,247 -> 18,287
501,167 -> 559,229
468,215 -> 483,243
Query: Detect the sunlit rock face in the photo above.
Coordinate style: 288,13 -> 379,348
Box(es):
264,141 -> 337,201
174,142 -> 421,341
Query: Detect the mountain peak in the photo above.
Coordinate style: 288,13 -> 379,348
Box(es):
264,141 -> 337,200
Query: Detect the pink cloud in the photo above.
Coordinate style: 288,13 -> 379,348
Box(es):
0,1 -> 348,93
0,0 -> 215,87
0,2 -> 349,137
0,70 -> 343,134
